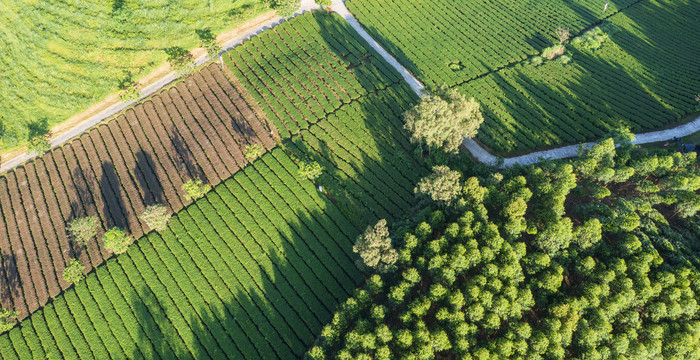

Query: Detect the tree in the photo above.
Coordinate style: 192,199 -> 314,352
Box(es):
66,216 -> 100,246
117,71 -> 139,102
318,0 -> 332,8
0,308 -> 18,333
353,219 -> 398,274
62,258 -> 85,284
275,0 -> 301,18
28,135 -> 50,155
102,227 -> 134,255
404,85 -> 484,153
196,28 -> 222,58
182,179 -> 211,201
140,204 -> 171,231
164,46 -> 195,78
555,27 -> 571,44
415,165 -> 462,206
298,161 -> 323,181
244,143 -> 265,161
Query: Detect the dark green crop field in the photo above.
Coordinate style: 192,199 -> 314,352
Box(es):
348,0 -> 700,154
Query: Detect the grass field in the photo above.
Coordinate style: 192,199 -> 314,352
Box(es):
0,0 -> 269,149
347,0 -> 700,154
0,11 -> 424,357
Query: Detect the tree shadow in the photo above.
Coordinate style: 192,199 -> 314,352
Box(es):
135,151 -> 164,205
168,127 -> 205,182
100,162 -> 128,230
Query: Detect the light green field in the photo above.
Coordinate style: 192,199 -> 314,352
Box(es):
0,0 -> 268,148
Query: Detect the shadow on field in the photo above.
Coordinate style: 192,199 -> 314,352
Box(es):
135,151 -> 164,205
122,168 -> 362,358
169,128 -> 205,183
469,0 -> 700,155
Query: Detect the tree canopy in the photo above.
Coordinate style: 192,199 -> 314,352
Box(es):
307,138 -> 700,360
404,85 -> 484,154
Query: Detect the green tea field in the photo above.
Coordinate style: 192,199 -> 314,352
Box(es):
347,0 -> 700,154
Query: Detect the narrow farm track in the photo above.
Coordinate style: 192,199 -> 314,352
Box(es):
0,64 -> 275,322
334,0 -> 700,166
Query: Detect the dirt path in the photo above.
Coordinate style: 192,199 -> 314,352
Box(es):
0,0 -> 319,174
332,0 -> 700,167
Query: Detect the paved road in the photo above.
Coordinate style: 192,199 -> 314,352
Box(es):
0,0 -> 320,174
332,0 -> 700,167
2,0 -> 698,173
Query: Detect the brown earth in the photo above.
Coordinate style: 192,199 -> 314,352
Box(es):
0,64 -> 276,321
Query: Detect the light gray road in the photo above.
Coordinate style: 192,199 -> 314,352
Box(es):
332,0 -> 700,167
0,0 -> 320,174
2,0 -> 697,173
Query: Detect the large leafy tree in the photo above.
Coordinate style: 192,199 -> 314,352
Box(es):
404,85 -> 484,154
308,137 -> 700,360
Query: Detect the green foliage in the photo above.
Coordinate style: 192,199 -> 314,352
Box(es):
541,44 -> 565,59
414,165 -> 462,206
310,141 -> 700,359
317,0 -> 332,7
196,28 -> 222,58
298,161 -> 323,181
244,143 -> 265,161
182,179 -> 211,201
66,216 -> 100,246
571,26 -> 611,50
404,85 -> 484,153
274,0 -> 300,18
353,219 -> 398,274
164,46 -> 196,78
102,227 -> 134,255
28,135 -> 51,155
139,204 -> 171,232
117,71 -> 140,102
0,308 -> 19,333
62,258 -> 85,285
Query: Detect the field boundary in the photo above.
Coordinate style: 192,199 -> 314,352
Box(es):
0,0 -> 320,175
333,0 -> 700,167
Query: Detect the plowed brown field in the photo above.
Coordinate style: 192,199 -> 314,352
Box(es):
0,64 -> 275,320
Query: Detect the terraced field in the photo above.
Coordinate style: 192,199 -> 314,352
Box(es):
0,10 -> 423,358
348,0 -> 700,154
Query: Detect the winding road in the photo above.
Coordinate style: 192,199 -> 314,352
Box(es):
1,0 -> 697,173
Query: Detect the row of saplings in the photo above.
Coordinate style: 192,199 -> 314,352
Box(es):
61,143 -> 271,285
305,86 -> 700,358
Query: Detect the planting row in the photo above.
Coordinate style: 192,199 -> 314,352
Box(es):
464,0 -> 700,153
224,10 -> 403,139
0,64 -> 275,322
346,0 -> 641,87
0,149 -> 361,359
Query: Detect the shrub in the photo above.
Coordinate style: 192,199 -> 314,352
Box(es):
102,227 -> 134,255
0,308 -> 19,333
28,135 -> 51,155
353,219 -> 398,274
530,56 -> 543,66
164,46 -> 196,78
117,71 -> 140,102
62,258 -> 85,285
317,0 -> 332,7
298,161 -> 323,181
66,216 -> 100,246
140,204 -> 171,232
274,0 -> 301,18
541,45 -> 565,60
196,28 -> 222,58
182,179 -> 211,201
244,143 -> 265,160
